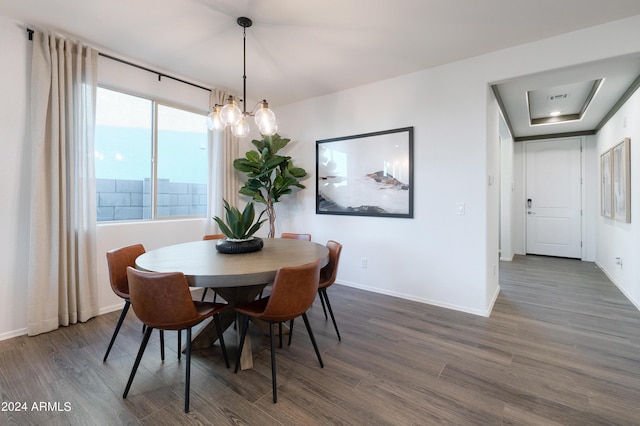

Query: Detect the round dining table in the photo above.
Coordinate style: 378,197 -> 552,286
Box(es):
135,237 -> 329,370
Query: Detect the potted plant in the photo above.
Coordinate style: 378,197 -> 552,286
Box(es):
233,133 -> 307,238
213,199 -> 267,254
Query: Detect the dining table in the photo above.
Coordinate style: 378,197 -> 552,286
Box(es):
135,237 -> 329,370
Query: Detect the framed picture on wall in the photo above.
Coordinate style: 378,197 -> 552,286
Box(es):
612,137 -> 631,223
601,149 -> 612,218
316,127 -> 414,218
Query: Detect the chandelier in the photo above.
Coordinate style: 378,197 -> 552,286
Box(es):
207,17 -> 277,137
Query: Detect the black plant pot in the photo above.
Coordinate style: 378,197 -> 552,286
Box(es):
215,237 -> 264,254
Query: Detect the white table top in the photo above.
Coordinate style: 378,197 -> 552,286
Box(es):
135,238 -> 329,288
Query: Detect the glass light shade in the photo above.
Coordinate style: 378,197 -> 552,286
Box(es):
254,102 -> 277,136
206,106 -> 224,130
220,98 -> 242,127
231,116 -> 250,137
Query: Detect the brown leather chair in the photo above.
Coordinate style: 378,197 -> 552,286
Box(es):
258,233 -> 312,299
104,244 -> 151,362
317,240 -> 343,341
201,234 -> 225,301
280,232 -> 312,241
234,259 -> 324,403
203,233 -> 225,241
123,267 -> 230,413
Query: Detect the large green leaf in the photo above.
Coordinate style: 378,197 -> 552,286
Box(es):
289,166 -> 307,178
251,138 -> 266,153
246,150 -> 261,162
263,155 -> 288,170
233,158 -> 261,174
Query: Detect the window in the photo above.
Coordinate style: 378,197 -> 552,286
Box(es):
95,87 -> 209,222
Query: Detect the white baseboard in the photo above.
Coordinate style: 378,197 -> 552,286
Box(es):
0,328 -> 28,342
595,261 -> 640,312
335,280 -> 493,317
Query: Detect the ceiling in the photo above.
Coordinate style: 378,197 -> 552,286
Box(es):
493,53 -> 640,140
2,0 -> 640,139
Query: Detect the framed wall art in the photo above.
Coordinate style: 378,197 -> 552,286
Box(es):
612,137 -> 631,223
601,148 -> 612,218
316,127 -> 413,218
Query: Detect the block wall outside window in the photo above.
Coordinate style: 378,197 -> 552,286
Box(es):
97,178 -> 207,222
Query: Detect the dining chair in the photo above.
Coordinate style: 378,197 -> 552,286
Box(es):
203,233 -> 226,241
288,240 -> 343,344
104,244 -> 150,362
234,259 -> 324,403
280,232 -> 312,241
123,267 -> 230,413
201,234 -> 225,302
256,233 -> 313,300
317,240 -> 343,341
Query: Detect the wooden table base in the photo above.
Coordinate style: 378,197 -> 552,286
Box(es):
190,284 -> 267,370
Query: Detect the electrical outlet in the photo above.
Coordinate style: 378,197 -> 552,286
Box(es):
615,257 -> 623,268
361,258 -> 368,269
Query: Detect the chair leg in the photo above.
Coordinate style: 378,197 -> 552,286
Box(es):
123,326 -> 153,398
184,327 -> 192,413
302,313 -> 324,368
103,300 -> 130,362
318,290 -> 328,320
269,322 -> 277,403
320,288 -> 341,341
212,313 -> 230,368
234,315 -> 250,373
200,288 -> 208,301
178,330 -> 181,361
287,319 -> 294,346
160,330 -> 165,361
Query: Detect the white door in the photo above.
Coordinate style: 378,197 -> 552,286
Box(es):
526,138 -> 582,258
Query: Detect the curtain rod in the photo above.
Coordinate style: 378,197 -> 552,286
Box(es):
26,28 -> 212,93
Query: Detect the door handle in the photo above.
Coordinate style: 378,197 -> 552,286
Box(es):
527,211 -> 536,215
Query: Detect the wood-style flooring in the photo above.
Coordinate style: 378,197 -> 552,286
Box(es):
1,255 -> 640,425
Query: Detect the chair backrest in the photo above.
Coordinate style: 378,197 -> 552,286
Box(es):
106,244 -> 146,299
280,233 -> 312,241
126,267 -> 201,330
203,234 -> 225,240
261,259 -> 321,322
319,240 -> 342,288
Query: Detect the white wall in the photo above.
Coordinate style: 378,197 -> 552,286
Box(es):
595,89 -> 640,308
0,15 -> 30,339
499,116 -> 515,261
272,15 -> 640,317
274,64 -> 492,315
3,13 -> 640,338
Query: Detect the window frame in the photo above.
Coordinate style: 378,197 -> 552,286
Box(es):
95,84 -> 211,222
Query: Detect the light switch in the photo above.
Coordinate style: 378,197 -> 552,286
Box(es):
456,202 -> 465,215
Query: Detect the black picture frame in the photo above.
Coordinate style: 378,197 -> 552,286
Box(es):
316,127 -> 414,218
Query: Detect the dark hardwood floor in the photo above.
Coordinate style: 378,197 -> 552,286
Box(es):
2,255 -> 640,425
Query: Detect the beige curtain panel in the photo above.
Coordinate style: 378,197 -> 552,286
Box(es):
27,30 -> 99,335
208,88 -> 240,233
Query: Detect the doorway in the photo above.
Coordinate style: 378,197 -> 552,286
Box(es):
525,138 -> 582,259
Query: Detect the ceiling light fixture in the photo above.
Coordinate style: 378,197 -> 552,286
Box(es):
207,17 -> 277,137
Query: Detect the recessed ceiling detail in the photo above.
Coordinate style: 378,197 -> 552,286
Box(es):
527,79 -> 603,126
